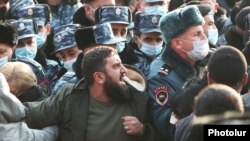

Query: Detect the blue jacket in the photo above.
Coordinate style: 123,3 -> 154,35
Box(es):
147,46 -> 195,141
50,2 -> 82,28
131,43 -> 152,77
51,69 -> 79,95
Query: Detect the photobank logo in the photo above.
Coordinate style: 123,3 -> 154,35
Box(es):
204,125 -> 250,141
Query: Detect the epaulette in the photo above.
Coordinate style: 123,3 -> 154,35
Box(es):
158,63 -> 173,76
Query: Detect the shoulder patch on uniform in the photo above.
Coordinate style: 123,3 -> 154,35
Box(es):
158,63 -> 173,76
154,86 -> 169,106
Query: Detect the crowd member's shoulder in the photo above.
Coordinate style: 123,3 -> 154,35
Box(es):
242,93 -> 250,113
119,43 -> 138,65
186,112 -> 250,141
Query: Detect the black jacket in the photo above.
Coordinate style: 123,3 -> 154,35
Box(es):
18,85 -> 47,103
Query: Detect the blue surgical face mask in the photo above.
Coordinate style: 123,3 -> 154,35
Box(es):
63,57 -> 77,71
116,42 -> 126,53
207,28 -> 218,45
144,6 -> 168,14
36,32 -> 46,48
0,56 -> 8,67
140,40 -> 163,57
15,47 -> 37,60
127,30 -> 134,43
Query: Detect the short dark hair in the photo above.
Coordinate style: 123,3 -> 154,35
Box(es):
194,84 -> 244,117
82,46 -> 117,85
83,0 -> 95,4
170,76 -> 207,119
208,46 -> 247,87
0,23 -> 18,47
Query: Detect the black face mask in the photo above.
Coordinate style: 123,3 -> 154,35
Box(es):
0,6 -> 7,21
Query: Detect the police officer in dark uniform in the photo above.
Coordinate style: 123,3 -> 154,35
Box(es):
51,23 -> 126,95
147,5 -> 210,141
94,6 -> 135,63
14,3 -> 60,61
94,6 -> 165,77
16,4 -> 51,50
50,24 -> 82,95
15,5 -> 66,95
7,18 -> 50,94
129,11 -> 164,77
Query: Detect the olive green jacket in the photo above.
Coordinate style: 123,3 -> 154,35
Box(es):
25,79 -> 157,141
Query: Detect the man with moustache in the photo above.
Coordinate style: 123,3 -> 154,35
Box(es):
23,46 -> 157,141
147,5 -> 209,141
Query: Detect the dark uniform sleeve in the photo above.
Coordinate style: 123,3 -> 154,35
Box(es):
24,84 -> 74,129
147,69 -> 184,140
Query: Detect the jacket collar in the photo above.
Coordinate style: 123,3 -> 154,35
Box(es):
74,78 -> 88,90
161,45 -> 196,80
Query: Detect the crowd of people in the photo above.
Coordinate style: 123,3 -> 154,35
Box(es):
0,0 -> 250,141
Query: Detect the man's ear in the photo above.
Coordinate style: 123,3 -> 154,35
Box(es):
214,2 -> 219,13
12,45 -> 16,52
45,24 -> 52,36
132,35 -> 140,45
84,4 -> 92,19
93,72 -> 105,84
171,38 -> 183,50
242,72 -> 249,86
207,72 -> 214,85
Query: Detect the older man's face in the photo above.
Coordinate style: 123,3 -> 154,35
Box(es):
85,0 -> 116,23
47,0 -> 62,6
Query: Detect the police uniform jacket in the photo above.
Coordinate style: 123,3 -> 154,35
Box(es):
147,45 -> 196,140
119,42 -> 151,77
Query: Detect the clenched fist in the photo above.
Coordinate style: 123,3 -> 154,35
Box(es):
122,116 -> 144,136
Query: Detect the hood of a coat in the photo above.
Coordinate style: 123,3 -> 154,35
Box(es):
123,64 -> 146,92
0,73 -> 25,123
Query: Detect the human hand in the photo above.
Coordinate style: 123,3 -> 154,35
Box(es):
122,116 -> 144,136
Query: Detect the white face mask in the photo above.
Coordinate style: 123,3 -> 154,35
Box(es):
63,57 -> 77,71
140,40 -> 163,57
169,112 -> 178,125
0,56 -> 8,67
207,28 -> 218,46
179,38 -> 209,61
144,6 -> 168,14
